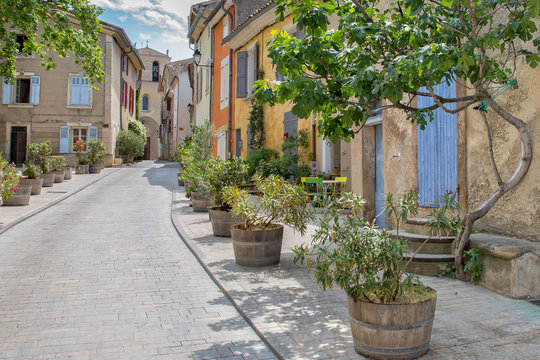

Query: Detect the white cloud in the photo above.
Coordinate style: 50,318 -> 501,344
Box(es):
133,10 -> 184,31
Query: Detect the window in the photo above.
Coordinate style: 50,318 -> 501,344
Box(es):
2,75 -> 40,105
152,61 -> 159,82
61,125 -> 98,153
142,95 -> 149,111
223,17 -> 229,39
72,128 -> 88,150
16,35 -> 28,53
236,43 -> 257,98
220,56 -> 229,109
70,76 -> 90,106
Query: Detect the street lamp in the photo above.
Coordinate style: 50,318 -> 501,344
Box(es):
192,49 -> 212,68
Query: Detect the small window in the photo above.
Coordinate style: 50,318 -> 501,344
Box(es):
72,128 -> 88,150
16,35 -> 28,53
142,95 -> 149,111
152,61 -> 159,82
223,17 -> 229,39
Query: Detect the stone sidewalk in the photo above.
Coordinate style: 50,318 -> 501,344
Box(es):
171,189 -> 540,360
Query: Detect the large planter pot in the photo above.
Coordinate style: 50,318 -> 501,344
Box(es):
41,172 -> 55,187
347,290 -> 437,360
209,207 -> 242,237
53,169 -> 65,183
230,224 -> 284,267
20,177 -> 43,195
63,167 -> 72,180
191,191 -> 214,212
89,163 -> 102,174
2,185 -> 32,206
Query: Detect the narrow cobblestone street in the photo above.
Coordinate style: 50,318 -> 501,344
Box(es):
0,162 -> 275,359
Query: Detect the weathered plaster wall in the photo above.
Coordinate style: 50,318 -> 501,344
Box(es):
465,63 -> 540,242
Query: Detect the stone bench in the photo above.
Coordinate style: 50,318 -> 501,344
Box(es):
469,233 -> 540,299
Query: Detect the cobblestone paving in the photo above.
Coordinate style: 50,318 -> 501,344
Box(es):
0,162 -> 275,360
172,189 -> 540,360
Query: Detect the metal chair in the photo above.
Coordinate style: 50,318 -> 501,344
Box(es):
304,177 -> 323,204
333,176 -> 348,196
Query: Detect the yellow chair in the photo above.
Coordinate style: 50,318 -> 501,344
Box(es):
333,177 -> 348,195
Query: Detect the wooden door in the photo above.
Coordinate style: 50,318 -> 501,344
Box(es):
144,137 -> 151,160
417,82 -> 458,206
10,127 -> 27,166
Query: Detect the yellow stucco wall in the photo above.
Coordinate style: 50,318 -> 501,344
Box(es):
233,16 -> 315,163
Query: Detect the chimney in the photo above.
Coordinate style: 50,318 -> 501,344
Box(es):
166,49 -> 169,56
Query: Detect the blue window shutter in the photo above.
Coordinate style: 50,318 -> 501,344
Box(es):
30,76 -> 40,105
88,126 -> 98,140
417,81 -> 458,206
236,51 -> 247,98
80,77 -> 90,105
59,125 -> 70,153
2,79 -> 11,104
71,77 -> 80,105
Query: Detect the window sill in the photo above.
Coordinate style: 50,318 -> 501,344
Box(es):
67,105 -> 92,109
6,104 -> 34,108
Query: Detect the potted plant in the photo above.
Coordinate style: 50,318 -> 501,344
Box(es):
27,141 -> 55,187
0,154 -> 21,206
50,156 -> 67,183
293,193 -> 437,359
73,139 -> 89,174
20,162 -> 43,195
224,174 -> 313,266
332,164 -> 340,175
206,157 -> 249,237
87,138 -> 106,173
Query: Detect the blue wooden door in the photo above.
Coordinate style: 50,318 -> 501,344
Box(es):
375,124 -> 385,228
417,82 -> 458,206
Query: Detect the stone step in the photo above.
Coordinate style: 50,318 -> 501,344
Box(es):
401,217 -> 432,235
388,230 -> 455,255
403,253 -> 456,276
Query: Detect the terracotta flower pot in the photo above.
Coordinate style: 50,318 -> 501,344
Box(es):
20,177 -> 43,195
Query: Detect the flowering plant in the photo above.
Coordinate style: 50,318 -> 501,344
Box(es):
0,154 -> 20,200
73,139 -> 87,165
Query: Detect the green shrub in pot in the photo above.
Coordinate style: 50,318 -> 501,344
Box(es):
206,157 -> 249,211
22,162 -> 41,180
86,139 -> 106,164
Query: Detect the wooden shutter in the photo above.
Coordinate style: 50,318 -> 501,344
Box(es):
30,76 -> 40,105
236,51 -> 247,98
220,56 -> 229,109
2,79 -> 11,104
88,126 -> 98,140
59,125 -> 70,153
235,129 -> 241,157
417,81 -> 458,206
80,77 -> 90,106
71,77 -> 80,105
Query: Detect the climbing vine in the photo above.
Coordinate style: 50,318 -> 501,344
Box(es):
248,70 -> 265,150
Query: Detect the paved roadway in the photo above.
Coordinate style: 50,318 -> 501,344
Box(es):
0,161 -> 275,360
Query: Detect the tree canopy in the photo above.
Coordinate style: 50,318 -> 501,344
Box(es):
0,0 -> 104,84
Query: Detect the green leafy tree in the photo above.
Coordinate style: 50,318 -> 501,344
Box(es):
257,0 -> 539,279
0,0 -> 104,85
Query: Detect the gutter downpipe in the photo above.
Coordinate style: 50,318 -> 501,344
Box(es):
222,1 -> 233,159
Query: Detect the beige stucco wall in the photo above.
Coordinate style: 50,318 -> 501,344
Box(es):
194,26 -> 213,127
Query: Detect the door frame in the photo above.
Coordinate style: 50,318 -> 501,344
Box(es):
5,123 -> 30,164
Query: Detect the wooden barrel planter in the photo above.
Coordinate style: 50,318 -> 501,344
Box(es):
53,169 -> 65,183
64,167 -> 73,180
89,164 -> 102,174
347,290 -> 437,360
230,224 -> 284,267
20,177 -> 43,195
41,172 -> 55,187
2,185 -> 32,206
191,191 -> 214,212
209,208 -> 242,237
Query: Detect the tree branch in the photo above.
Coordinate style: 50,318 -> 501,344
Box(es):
480,110 -> 503,186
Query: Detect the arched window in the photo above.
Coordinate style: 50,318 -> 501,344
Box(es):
152,61 -> 159,82
142,95 -> 149,111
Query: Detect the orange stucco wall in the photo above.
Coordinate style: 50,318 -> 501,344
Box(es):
211,7 -> 235,158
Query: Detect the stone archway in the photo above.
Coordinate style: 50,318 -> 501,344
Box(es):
140,116 -> 161,160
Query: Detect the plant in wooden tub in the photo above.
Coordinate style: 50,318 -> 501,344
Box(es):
293,193 -> 437,359
27,141 -> 55,187
50,156 -> 67,183
206,157 -> 249,237
87,139 -> 106,173
224,175 -> 313,267
21,162 -> 43,195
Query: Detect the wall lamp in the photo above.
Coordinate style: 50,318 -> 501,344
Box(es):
193,49 -> 213,68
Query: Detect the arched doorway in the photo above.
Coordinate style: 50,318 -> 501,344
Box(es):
139,116 -> 161,160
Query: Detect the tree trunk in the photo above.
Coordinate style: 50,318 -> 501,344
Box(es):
455,92 -> 532,279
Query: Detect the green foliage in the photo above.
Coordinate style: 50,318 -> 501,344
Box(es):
135,88 -> 140,120
0,154 -> 20,200
206,157 -> 249,210
128,120 -> 147,143
438,262 -> 457,279
27,141 -> 52,173
22,162 -> 40,179
0,0 -> 104,85
248,99 -> 265,150
86,138 -> 106,164
246,147 -> 280,177
223,174 -> 313,234
116,130 -> 144,158
49,156 -> 67,171
293,192 -> 432,304
464,248 -> 484,284
384,190 -> 420,235
180,120 -> 214,197
257,0 -> 540,142
427,191 -> 462,240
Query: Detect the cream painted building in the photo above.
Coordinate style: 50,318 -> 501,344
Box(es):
0,19 -> 143,167
136,46 -> 171,160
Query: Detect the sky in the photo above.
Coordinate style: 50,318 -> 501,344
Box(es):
90,0 -> 205,61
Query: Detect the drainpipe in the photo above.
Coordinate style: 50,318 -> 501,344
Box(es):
221,2 -> 233,159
